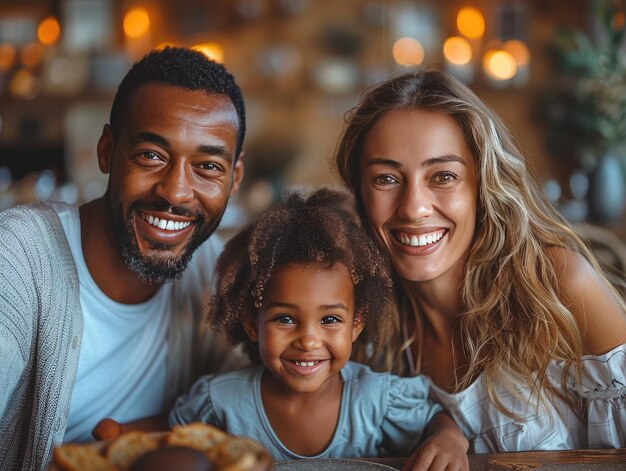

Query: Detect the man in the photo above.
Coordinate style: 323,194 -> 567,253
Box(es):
0,47 -> 245,470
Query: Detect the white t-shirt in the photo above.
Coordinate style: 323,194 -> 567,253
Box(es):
51,202 -> 171,443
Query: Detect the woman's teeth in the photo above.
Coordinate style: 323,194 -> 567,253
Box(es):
142,213 -> 192,231
294,361 -> 319,367
399,231 -> 443,247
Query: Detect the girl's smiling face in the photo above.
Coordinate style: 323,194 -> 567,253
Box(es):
245,263 -> 363,394
359,108 -> 478,284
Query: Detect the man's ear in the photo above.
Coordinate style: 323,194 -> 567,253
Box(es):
352,312 -> 365,342
229,152 -> 245,197
242,316 -> 258,342
97,124 -> 114,175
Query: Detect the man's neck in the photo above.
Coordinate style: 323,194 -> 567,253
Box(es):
79,198 -> 161,304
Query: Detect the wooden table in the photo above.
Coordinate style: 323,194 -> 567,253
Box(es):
363,448 -> 626,470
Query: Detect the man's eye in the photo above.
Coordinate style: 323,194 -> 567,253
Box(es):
321,315 -> 341,324
140,151 -> 161,160
198,162 -> 224,172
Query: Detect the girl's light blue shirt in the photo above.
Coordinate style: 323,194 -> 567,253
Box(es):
170,361 -> 443,461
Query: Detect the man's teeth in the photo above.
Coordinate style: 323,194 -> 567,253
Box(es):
294,361 -> 319,367
399,231 -> 443,247
142,214 -> 192,231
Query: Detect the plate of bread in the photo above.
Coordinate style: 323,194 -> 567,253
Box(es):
49,422 -> 273,471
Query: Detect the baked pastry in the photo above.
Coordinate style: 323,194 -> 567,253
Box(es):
104,431 -> 160,470
52,423 -> 270,471
129,446 -> 215,471
52,443 -> 117,471
165,423 -> 228,452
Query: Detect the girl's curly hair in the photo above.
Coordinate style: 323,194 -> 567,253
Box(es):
211,187 -> 396,362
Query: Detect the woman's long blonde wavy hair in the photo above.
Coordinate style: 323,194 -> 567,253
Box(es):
334,69 -> 626,418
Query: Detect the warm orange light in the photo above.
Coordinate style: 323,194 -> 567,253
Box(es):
392,37 -> 425,66
155,42 -> 175,51
457,6 -> 485,39
21,43 -> 45,68
37,16 -> 61,45
0,43 -> 16,71
123,7 -> 150,38
192,43 -> 224,63
503,40 -> 530,66
613,11 -> 625,30
443,36 -> 472,65
483,50 -> 517,80
9,68 -> 38,98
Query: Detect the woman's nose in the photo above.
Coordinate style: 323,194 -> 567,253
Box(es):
396,182 -> 433,221
154,162 -> 194,206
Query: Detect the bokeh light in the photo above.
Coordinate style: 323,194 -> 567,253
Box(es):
443,36 -> 472,65
483,49 -> 517,80
392,37 -> 425,66
503,39 -> 530,66
9,68 -> 39,99
21,43 -> 46,68
457,6 -> 485,39
192,43 -> 224,63
123,7 -> 150,38
0,44 -> 16,72
37,16 -> 61,45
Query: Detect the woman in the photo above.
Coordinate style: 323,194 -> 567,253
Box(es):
334,69 -> 626,452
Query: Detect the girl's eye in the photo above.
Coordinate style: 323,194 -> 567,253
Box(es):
432,171 -> 458,185
272,315 -> 294,325
321,315 -> 342,325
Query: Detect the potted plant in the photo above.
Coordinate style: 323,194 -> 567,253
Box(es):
541,0 -> 626,223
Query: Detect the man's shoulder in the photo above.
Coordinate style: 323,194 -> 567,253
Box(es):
177,233 -> 225,288
0,202 -> 65,233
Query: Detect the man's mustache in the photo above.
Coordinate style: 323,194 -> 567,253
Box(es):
129,199 -> 201,219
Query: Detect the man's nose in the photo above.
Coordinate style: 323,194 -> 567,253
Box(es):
154,162 -> 194,205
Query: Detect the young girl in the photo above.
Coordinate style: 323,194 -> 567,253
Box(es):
334,69 -> 626,452
169,188 -> 468,469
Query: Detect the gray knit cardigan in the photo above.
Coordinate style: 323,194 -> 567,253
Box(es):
0,203 -> 238,470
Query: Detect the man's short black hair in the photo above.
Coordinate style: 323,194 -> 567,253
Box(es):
109,46 -> 246,158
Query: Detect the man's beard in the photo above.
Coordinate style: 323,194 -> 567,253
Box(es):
109,198 -> 222,284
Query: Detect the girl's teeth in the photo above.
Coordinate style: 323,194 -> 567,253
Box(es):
142,214 -> 192,231
400,231 -> 443,247
294,361 -> 318,367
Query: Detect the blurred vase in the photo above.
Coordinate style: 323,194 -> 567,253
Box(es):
587,153 -> 626,224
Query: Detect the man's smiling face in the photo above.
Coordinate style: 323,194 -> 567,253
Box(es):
98,83 -> 243,283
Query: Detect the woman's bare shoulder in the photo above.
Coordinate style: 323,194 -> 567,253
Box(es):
546,246 -> 626,355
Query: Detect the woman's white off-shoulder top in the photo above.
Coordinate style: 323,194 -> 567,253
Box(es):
424,343 -> 626,453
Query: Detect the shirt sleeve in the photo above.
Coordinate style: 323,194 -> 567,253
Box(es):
0,212 -> 38,420
380,374 -> 444,455
577,343 -> 626,448
169,374 -> 221,429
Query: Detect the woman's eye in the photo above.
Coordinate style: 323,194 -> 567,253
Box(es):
272,315 -> 294,324
373,174 -> 398,185
321,315 -> 341,325
432,171 -> 458,185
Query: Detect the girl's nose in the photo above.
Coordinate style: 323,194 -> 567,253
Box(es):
292,331 -> 322,351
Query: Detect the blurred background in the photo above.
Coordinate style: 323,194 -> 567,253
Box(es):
0,0 -> 625,254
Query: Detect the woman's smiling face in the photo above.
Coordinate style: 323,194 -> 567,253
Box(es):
359,108 -> 478,284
